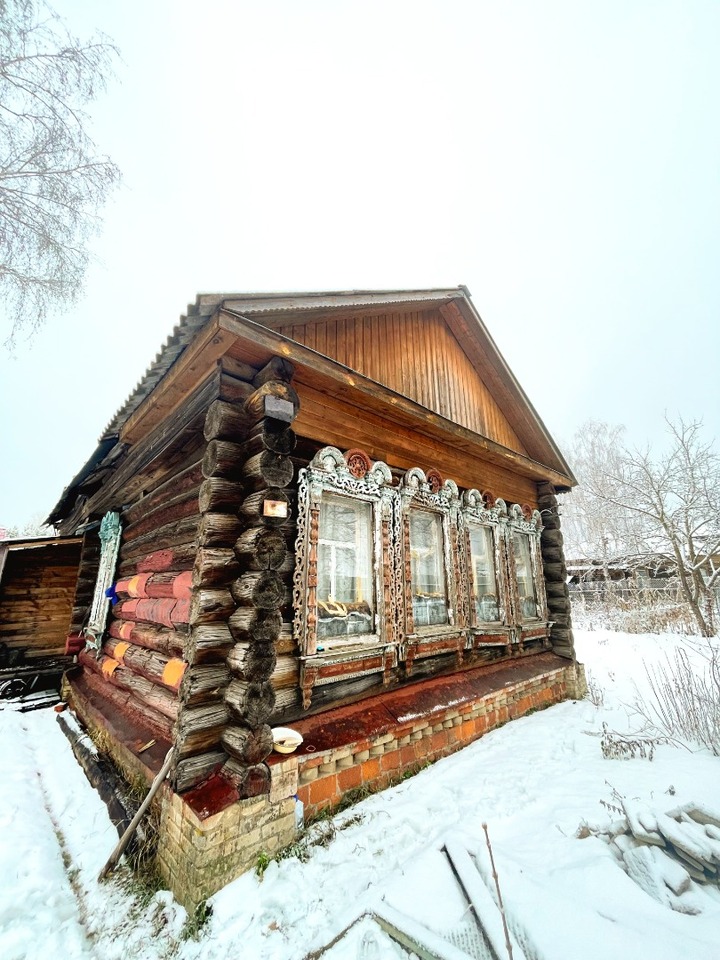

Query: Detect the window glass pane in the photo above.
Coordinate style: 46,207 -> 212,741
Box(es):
469,525 -> 499,622
317,495 -> 374,638
513,532 -> 538,619
409,510 -> 448,627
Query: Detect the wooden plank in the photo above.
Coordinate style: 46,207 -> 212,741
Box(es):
121,317 -> 233,444
218,310 -> 573,490
294,386 -> 539,505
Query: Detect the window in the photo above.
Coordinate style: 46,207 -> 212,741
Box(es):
293,446 -> 393,658
513,532 -> 539,620
317,494 -> 374,639
468,524 -> 499,623
409,510 -> 449,627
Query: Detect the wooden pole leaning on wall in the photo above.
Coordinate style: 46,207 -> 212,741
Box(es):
99,747 -> 174,881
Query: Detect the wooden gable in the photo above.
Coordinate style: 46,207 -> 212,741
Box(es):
272,307 -> 529,457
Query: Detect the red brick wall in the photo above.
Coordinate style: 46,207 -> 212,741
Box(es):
296,666 -> 573,819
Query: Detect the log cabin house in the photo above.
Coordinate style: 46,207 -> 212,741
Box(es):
48,288 -> 585,908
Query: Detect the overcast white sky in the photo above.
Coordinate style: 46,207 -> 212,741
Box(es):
1,0 -> 719,530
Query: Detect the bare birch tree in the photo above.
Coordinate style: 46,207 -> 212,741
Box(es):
562,418 -> 720,637
0,0 -> 120,346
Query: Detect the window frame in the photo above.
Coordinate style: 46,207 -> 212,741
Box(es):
293,447 -> 395,658
506,503 -> 548,624
398,468 -> 460,640
459,490 -> 508,630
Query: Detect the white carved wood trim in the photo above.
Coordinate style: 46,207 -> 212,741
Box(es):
84,511 -> 122,653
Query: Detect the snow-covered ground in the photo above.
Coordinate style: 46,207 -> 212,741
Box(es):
1,630 -> 719,960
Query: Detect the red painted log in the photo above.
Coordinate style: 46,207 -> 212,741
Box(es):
107,620 -> 184,656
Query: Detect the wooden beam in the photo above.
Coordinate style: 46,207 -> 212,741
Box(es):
121,317 -> 234,444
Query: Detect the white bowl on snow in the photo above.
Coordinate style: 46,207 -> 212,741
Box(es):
272,726 -> 303,754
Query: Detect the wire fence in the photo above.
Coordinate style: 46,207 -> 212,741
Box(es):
568,581 -> 720,635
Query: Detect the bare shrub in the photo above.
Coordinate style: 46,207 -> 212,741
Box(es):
599,722 -> 668,760
570,585 -> 699,636
585,670 -> 605,707
634,640 -> 720,756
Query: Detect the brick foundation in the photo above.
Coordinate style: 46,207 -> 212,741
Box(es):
66,654 -> 586,910
293,659 -> 586,819
156,785 -> 297,912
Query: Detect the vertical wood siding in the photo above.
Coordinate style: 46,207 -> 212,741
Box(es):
275,310 -> 528,456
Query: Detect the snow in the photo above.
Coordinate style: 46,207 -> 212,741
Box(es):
1,630 -> 719,959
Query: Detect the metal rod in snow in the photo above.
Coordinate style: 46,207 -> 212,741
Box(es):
482,822 -> 514,960
98,747 -> 174,881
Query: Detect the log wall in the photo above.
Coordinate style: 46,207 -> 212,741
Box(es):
0,539 -> 81,660
67,374 -> 215,787
537,481 -> 576,659
220,359 -> 299,798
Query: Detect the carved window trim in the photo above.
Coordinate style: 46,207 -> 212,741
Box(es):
84,510 -> 122,653
506,503 -> 548,624
459,490 -> 509,630
293,446 -> 395,659
398,468 -> 460,641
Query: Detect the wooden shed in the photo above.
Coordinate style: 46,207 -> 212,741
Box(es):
0,535 -> 81,671
48,288 -> 584,908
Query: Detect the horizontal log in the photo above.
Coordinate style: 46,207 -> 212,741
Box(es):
80,665 -> 173,741
189,588 -> 235,626
114,597 -> 190,629
115,571 -> 192,600
186,623 -> 234,664
230,571 -> 287,609
270,654 -> 300,690
174,750 -> 226,793
227,641 -> 277,682
199,478 -> 245,514
228,607 -> 282,643
222,759 -> 270,798
202,439 -> 246,480
241,450 -> 294,490
221,723 -> 273,765
107,619 -> 184,656
191,548 -> 241,590
130,544 -> 198,575
243,380 -> 299,425
542,561 -> 567,582
174,702 -> 230,757
220,355 -> 257,383
540,545 -> 565,564
119,518 -> 199,567
79,650 -> 179,722
204,399 -> 249,443
541,529 -> 564,548
123,461 -> 203,525
104,638 -> 186,692
239,488 -> 291,527
122,488 -> 200,544
219,373 -> 255,405
225,679 -> 276,727
179,663 -> 232,706
545,582 -> 568,600
197,512 -> 244,549
245,420 -> 296,457
233,527 -> 288,571
253,356 -> 294,387
269,687 -> 302,722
